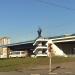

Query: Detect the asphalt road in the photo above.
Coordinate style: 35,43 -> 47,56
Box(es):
0,69 -> 74,75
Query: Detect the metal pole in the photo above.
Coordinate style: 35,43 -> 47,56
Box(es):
49,52 -> 52,73
48,42 -> 57,75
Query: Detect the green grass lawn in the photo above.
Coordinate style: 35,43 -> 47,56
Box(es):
0,56 -> 75,72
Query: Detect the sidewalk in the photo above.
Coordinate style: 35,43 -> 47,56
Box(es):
0,71 -> 25,75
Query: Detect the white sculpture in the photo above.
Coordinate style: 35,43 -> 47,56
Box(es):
46,40 -> 68,57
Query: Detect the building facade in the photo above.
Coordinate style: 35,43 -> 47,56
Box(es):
0,34 -> 75,58
0,37 -> 10,58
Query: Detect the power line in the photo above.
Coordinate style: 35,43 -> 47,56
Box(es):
35,0 -> 75,11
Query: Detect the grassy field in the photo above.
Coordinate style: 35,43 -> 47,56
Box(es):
0,56 -> 75,72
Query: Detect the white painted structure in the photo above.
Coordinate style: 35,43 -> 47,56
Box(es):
46,40 -> 67,57
33,38 -> 48,57
33,38 -> 67,57
51,34 -> 75,43
0,37 -> 10,58
0,37 -> 10,45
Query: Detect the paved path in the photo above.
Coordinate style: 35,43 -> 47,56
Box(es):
0,69 -> 74,75
0,71 -> 24,75
0,62 -> 75,75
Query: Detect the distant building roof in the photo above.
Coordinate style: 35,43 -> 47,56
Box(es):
0,40 -> 35,48
48,34 -> 75,39
1,33 -> 75,47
